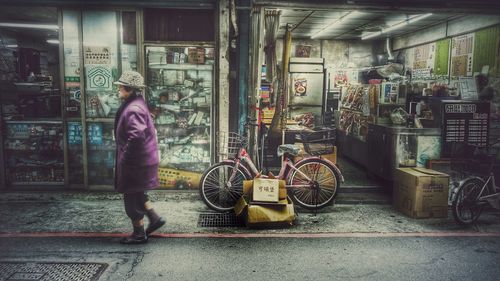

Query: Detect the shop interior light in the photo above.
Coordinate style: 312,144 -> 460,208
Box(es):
408,13 -> 433,24
5,44 -> 18,48
361,31 -> 382,40
382,21 -> 409,33
46,39 -> 60,44
311,11 -> 361,39
0,22 -> 59,30
361,13 -> 432,40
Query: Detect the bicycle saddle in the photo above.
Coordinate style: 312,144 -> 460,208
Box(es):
277,144 -> 300,157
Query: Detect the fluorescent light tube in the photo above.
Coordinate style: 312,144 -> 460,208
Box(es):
311,11 -> 361,39
382,21 -> 408,33
361,31 -> 382,40
361,13 -> 433,40
0,22 -> 59,30
408,13 -> 433,24
46,39 -> 60,44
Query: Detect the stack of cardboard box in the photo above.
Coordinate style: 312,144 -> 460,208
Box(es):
234,177 -> 295,227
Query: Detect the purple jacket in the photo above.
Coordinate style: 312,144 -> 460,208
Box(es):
114,95 -> 159,193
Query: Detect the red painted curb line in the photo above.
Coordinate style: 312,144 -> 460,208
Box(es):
1,232 -> 500,238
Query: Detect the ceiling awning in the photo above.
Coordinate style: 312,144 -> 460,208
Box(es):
253,0 -> 500,14
0,0 -> 216,9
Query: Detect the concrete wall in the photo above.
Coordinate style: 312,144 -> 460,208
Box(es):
276,38 -> 376,68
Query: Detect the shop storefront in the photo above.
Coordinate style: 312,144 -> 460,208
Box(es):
251,1 -> 500,189
0,1 -> 226,190
1,0 -> 500,194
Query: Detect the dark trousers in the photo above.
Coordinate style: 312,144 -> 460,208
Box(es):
123,192 -> 149,220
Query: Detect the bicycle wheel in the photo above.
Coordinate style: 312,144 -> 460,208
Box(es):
199,161 -> 251,212
287,158 -> 340,210
452,178 -> 485,225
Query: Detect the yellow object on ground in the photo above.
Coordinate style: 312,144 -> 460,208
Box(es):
234,196 -> 295,228
157,167 -> 201,189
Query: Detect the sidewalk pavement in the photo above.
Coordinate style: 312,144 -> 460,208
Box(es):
0,190 -> 499,235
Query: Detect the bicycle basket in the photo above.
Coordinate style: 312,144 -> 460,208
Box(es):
300,128 -> 336,156
217,132 -> 247,159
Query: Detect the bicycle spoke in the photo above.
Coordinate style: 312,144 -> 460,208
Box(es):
294,187 -> 313,204
316,175 -> 335,186
453,179 -> 485,225
288,159 -> 339,209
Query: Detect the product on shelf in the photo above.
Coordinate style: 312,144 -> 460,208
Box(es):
3,122 -> 64,184
146,46 -> 213,177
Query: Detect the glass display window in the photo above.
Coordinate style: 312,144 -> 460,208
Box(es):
67,122 -> 84,184
87,122 -> 115,185
0,6 -> 63,187
146,45 -> 214,187
63,10 -> 82,118
3,121 -> 64,185
0,7 -> 61,121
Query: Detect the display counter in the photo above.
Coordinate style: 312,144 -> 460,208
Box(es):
367,123 -> 441,182
336,129 -> 368,167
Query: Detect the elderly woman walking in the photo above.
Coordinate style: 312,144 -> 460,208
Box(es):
114,71 -> 165,244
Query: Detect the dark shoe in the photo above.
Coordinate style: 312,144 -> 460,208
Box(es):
119,233 -> 148,244
146,218 -> 166,235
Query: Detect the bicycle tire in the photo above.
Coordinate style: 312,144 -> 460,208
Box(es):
287,158 -> 340,210
452,178 -> 485,225
199,161 -> 251,212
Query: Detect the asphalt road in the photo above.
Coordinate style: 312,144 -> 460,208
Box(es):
1,236 -> 499,281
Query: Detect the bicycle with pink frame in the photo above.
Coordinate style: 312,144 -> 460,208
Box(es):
199,130 -> 344,212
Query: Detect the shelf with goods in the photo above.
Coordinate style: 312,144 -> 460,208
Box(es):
3,121 -> 64,185
67,121 -> 84,184
67,121 -> 116,185
146,46 -> 214,187
86,122 -> 116,185
259,81 -> 274,126
372,82 -> 407,125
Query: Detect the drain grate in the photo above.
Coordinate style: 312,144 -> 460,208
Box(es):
0,262 -> 108,281
198,212 -> 245,227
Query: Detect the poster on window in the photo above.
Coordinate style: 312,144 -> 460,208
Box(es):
85,65 -> 113,91
451,34 -> 474,77
84,46 -> 112,65
64,45 -> 81,84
